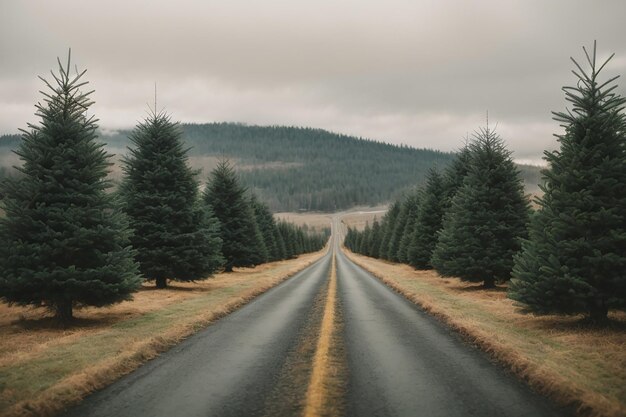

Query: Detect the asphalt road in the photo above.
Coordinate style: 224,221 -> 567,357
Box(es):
62,220 -> 572,417
62,250 -> 332,417
333,220 -> 571,417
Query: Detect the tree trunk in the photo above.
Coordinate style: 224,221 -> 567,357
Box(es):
482,277 -> 496,289
224,265 -> 233,273
155,276 -> 167,289
589,296 -> 608,324
55,300 -> 73,323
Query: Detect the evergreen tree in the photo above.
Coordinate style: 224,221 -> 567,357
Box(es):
0,52 -> 141,321
120,112 -> 223,288
369,219 -> 383,258
205,160 -> 265,271
431,128 -> 530,287
250,195 -> 278,261
408,168 -> 446,269
441,145 -> 471,210
274,227 -> 287,260
397,193 -> 420,263
378,201 -> 400,260
360,222 -> 372,255
387,197 -> 410,262
509,43 -> 626,321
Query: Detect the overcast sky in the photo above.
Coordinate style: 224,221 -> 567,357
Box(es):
1,0 -> 625,164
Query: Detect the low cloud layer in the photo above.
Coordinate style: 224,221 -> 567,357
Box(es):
1,0 -> 625,164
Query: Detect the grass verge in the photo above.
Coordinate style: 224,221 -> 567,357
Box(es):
344,249 -> 626,417
0,249 -> 326,417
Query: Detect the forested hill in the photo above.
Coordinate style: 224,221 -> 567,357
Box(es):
0,123 -> 541,211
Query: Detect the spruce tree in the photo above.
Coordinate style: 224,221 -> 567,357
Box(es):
0,52 -> 141,321
441,145 -> 471,210
121,112 -> 223,288
431,128 -> 530,287
408,168 -> 445,269
250,195 -> 276,261
369,219 -> 383,258
387,199 -> 409,262
204,160 -> 265,271
509,43 -> 626,321
378,201 -> 400,260
397,192 -> 420,263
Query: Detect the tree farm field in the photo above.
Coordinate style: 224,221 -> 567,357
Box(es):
341,246 -> 626,417
275,206 -> 386,233
0,248 -> 326,417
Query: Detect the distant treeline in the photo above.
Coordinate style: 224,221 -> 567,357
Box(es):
1,125 -> 543,212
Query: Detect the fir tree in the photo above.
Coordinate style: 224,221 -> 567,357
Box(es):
441,145 -> 471,210
0,52 -> 141,322
387,196 -> 412,262
397,193 -> 420,263
204,160 -> 265,271
378,201 -> 400,260
431,128 -> 530,287
250,195 -> 278,261
120,112 -> 223,288
369,219 -> 383,258
509,43 -> 626,321
408,168 -> 445,269
360,222 -> 372,255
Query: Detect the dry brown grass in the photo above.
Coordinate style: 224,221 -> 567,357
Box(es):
0,249 -> 326,417
344,250 -> 626,417
340,208 -> 387,231
274,212 -> 332,232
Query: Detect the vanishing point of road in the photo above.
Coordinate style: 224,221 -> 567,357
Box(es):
62,217 -> 572,417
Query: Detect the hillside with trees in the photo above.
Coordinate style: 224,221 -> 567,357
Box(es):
1,124 -> 542,212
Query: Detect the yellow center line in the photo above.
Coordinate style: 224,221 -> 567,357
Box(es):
303,250 -> 337,417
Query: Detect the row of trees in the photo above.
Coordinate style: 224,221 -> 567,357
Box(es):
346,43 -> 625,322
0,52 -> 328,321
346,127 -> 530,287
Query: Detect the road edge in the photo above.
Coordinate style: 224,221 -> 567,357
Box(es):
341,248 -> 604,417
4,248 -> 330,417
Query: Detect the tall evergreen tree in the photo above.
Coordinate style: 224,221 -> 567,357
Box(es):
509,43 -> 626,321
250,195 -> 279,261
387,200 -> 409,261
431,128 -> 530,287
408,168 -> 446,269
204,160 -> 265,271
378,201 -> 400,260
0,52 -> 141,321
397,193 -> 420,263
121,112 -> 223,288
441,145 -> 471,210
368,219 -> 383,258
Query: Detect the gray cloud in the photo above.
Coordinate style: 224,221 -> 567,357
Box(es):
1,0 -> 625,164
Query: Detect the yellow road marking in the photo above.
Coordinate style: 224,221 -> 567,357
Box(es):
303,251 -> 337,417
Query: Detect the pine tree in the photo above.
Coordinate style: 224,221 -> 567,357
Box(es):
378,201 -> 400,260
509,43 -> 626,321
387,197 -> 411,262
360,222 -> 372,255
250,195 -> 278,261
397,193 -> 420,263
408,168 -> 445,269
0,52 -> 141,322
441,145 -> 471,210
120,112 -> 223,288
431,128 -> 530,287
204,160 -> 265,271
369,219 -> 383,258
